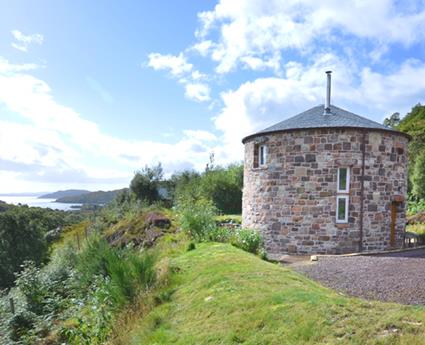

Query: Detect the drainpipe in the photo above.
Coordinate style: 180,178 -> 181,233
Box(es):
359,130 -> 366,252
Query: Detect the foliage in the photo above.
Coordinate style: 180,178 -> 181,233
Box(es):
178,199 -> 217,241
130,163 -> 164,204
7,310 -> 37,342
172,163 -> 243,214
407,199 -> 425,215
207,226 -> 233,243
0,234 -> 158,344
106,249 -> 156,307
0,202 -> 85,289
388,103 -> 425,195
231,228 -> 263,254
412,151 -> 425,199
207,226 -> 263,254
406,223 -> 425,243
0,208 -> 49,289
0,245 -> 77,344
383,112 -> 400,128
215,214 -> 242,224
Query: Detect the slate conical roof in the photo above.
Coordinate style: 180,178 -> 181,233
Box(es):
242,104 -> 409,143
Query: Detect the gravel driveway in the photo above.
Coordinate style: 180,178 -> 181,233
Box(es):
294,248 -> 425,305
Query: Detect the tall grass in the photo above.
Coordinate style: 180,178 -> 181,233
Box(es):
106,251 -> 156,308
76,237 -> 156,307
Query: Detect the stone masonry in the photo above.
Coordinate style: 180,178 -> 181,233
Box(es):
242,128 -> 409,257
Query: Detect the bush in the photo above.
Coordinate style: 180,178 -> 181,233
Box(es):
205,226 -> 263,255
130,163 -> 163,204
231,228 -> 263,255
0,209 -> 49,289
171,164 -> 243,214
178,199 -> 217,241
8,310 -> 36,341
76,237 -> 156,306
408,198 -> 425,215
412,151 -> 425,199
187,242 -> 196,251
208,227 -> 233,243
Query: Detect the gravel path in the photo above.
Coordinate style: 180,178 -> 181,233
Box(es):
294,249 -> 425,305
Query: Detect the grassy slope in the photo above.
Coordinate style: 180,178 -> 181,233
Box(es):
122,243 -> 425,345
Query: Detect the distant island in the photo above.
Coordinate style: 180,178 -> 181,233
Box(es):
55,189 -> 126,204
39,189 -> 90,199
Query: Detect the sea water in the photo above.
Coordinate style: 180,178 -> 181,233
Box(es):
0,196 -> 82,211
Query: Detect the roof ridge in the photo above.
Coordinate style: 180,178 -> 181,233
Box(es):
242,104 -> 408,143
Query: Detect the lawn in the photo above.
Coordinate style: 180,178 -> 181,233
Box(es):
114,243 -> 425,345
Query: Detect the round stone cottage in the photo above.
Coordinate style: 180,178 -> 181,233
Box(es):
242,73 -> 409,257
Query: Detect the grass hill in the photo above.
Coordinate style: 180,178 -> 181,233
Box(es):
39,189 -> 90,199
56,188 -> 125,204
113,243 -> 425,345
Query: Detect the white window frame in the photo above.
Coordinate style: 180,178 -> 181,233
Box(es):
259,145 -> 267,167
337,167 -> 350,193
336,195 -> 349,223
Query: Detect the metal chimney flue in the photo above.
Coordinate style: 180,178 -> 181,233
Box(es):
323,71 -> 332,115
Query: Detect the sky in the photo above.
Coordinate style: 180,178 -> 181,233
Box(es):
1,0 -> 425,193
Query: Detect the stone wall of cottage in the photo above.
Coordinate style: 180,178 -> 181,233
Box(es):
242,128 -> 408,257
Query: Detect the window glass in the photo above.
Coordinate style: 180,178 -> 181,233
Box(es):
337,197 -> 346,221
338,168 -> 347,191
259,145 -> 266,166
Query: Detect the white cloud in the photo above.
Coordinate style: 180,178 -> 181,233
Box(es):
147,52 -> 193,76
359,59 -> 425,114
212,53 -> 425,164
194,0 -> 425,73
184,83 -> 211,102
183,129 -> 217,142
0,58 -> 218,192
146,52 -> 211,102
11,30 -> 44,52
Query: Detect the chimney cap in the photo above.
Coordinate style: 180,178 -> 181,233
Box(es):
325,70 -> 332,74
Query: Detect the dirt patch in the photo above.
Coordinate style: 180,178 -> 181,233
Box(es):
294,249 -> 425,305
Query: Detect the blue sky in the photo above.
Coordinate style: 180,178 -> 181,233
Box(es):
1,0 -> 425,193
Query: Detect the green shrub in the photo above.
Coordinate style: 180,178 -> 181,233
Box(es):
208,226 -> 233,243
408,198 -> 425,215
205,226 -> 263,256
187,242 -> 196,251
14,261 -> 47,316
8,310 -> 36,341
75,237 -> 114,288
178,199 -> 217,241
231,228 -> 263,255
106,251 -> 156,307
76,237 -> 156,308
171,163 -> 243,214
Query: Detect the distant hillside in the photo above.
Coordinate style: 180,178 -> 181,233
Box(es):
56,189 -> 126,204
39,189 -> 90,199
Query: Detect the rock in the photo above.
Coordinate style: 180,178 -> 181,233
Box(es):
145,212 -> 171,229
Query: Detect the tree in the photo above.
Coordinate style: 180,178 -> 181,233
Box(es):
0,208 -> 48,289
412,151 -> 425,199
383,112 -> 401,128
130,163 -> 164,204
172,163 -> 244,214
385,104 -> 425,196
